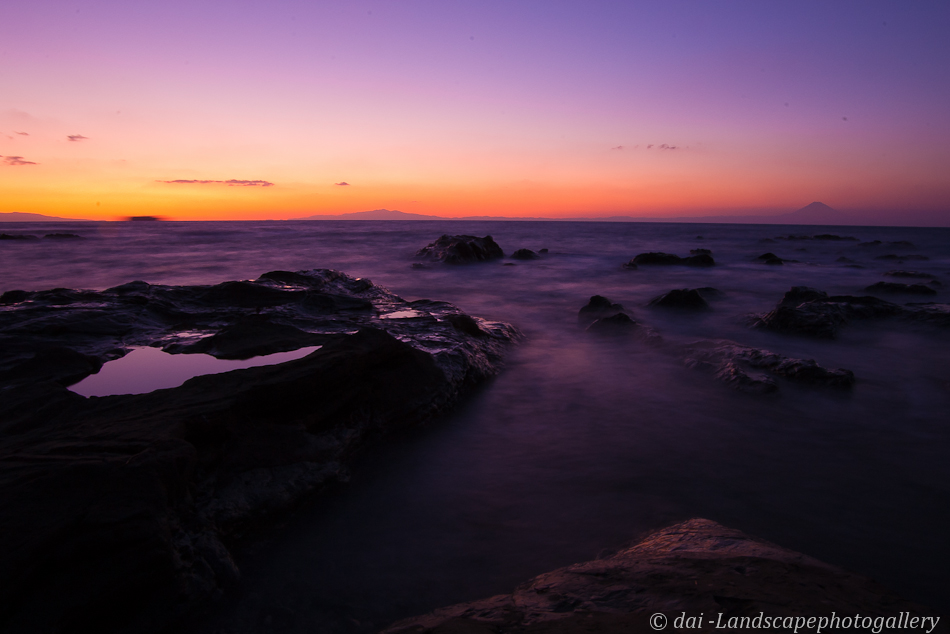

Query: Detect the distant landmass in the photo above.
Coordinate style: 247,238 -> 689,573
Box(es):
0,212 -> 92,222
294,203 -> 859,225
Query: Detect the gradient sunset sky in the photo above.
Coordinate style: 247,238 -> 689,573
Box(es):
2,1 -> 949,221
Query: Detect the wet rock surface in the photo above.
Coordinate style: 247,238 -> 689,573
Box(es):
416,235 -> 504,264
752,286 -> 950,338
682,340 -> 855,394
381,519 -> 939,634
0,269 -> 518,634
629,252 -> 715,267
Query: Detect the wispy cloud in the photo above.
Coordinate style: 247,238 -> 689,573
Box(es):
658,144 -> 678,150
611,146 -> 623,150
14,131 -> 29,136
67,134 -> 88,142
1,155 -> 37,166
334,181 -> 350,186
158,179 -> 275,187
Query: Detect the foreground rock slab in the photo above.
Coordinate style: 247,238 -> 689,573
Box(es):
0,270 -> 518,634
382,519 -> 940,634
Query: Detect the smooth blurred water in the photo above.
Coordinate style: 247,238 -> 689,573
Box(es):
2,220 -> 949,630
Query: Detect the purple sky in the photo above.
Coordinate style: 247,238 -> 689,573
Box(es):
2,1 -> 949,220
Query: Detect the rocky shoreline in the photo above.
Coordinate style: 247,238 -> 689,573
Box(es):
382,519 -> 943,634
0,269 -> 518,633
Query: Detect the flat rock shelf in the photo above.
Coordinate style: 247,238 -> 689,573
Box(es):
0,269 -> 518,634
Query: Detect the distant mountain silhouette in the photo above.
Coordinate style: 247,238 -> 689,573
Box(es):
0,212 -> 91,222
772,202 -> 848,223
296,209 -> 441,220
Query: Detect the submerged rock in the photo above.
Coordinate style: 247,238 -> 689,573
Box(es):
885,270 -> 935,279
875,254 -> 929,261
647,288 -> 709,310
416,234 -> 504,264
511,248 -> 540,260
0,233 -> 39,241
586,313 -> 661,344
0,269 -> 519,633
43,233 -> 83,239
382,519 -> 937,634
630,252 -> 715,266
757,252 -> 784,265
865,281 -> 937,296
689,248 -> 711,255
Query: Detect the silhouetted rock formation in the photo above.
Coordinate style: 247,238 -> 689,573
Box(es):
885,270 -> 935,279
0,270 -> 518,633
875,254 -> 929,261
647,289 -> 709,310
382,519 -> 938,634
586,313 -> 661,344
629,252 -> 715,267
416,235 -> 504,264
578,295 -> 624,323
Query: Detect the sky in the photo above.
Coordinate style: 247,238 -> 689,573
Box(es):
1,0 -> 949,221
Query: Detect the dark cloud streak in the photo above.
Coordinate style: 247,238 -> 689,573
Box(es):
334,181 -> 350,186
67,134 -> 89,142
158,179 -> 275,187
1,156 -> 38,166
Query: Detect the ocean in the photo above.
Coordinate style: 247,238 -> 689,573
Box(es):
2,219 -> 949,631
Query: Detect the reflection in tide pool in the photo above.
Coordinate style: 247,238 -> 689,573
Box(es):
70,345 -> 321,397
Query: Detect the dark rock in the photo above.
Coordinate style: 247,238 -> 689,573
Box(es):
858,240 -> 882,247
836,256 -> 857,263
689,248 -> 711,255
621,259 -> 637,270
0,233 -> 39,241
510,248 -> 540,260
415,235 -> 504,264
684,253 -> 715,266
578,295 -> 624,323
631,252 -> 715,267
693,286 -> 723,299
758,237 -> 777,243
776,234 -> 812,240
538,248 -> 549,254
381,519 -> 938,634
865,282 -> 937,296
648,289 -> 709,310
502,262 -> 515,266
875,254 -> 929,261
683,340 -> 854,393
756,252 -> 784,265
752,286 -> 949,338
410,262 -> 430,269
0,270 -> 519,633
885,270 -> 934,279
889,240 -> 916,248
813,234 -> 858,241
0,289 -> 30,304
43,233 -> 83,239
585,314 -> 661,344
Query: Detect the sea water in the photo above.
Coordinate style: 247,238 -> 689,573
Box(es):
2,219 -> 949,631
